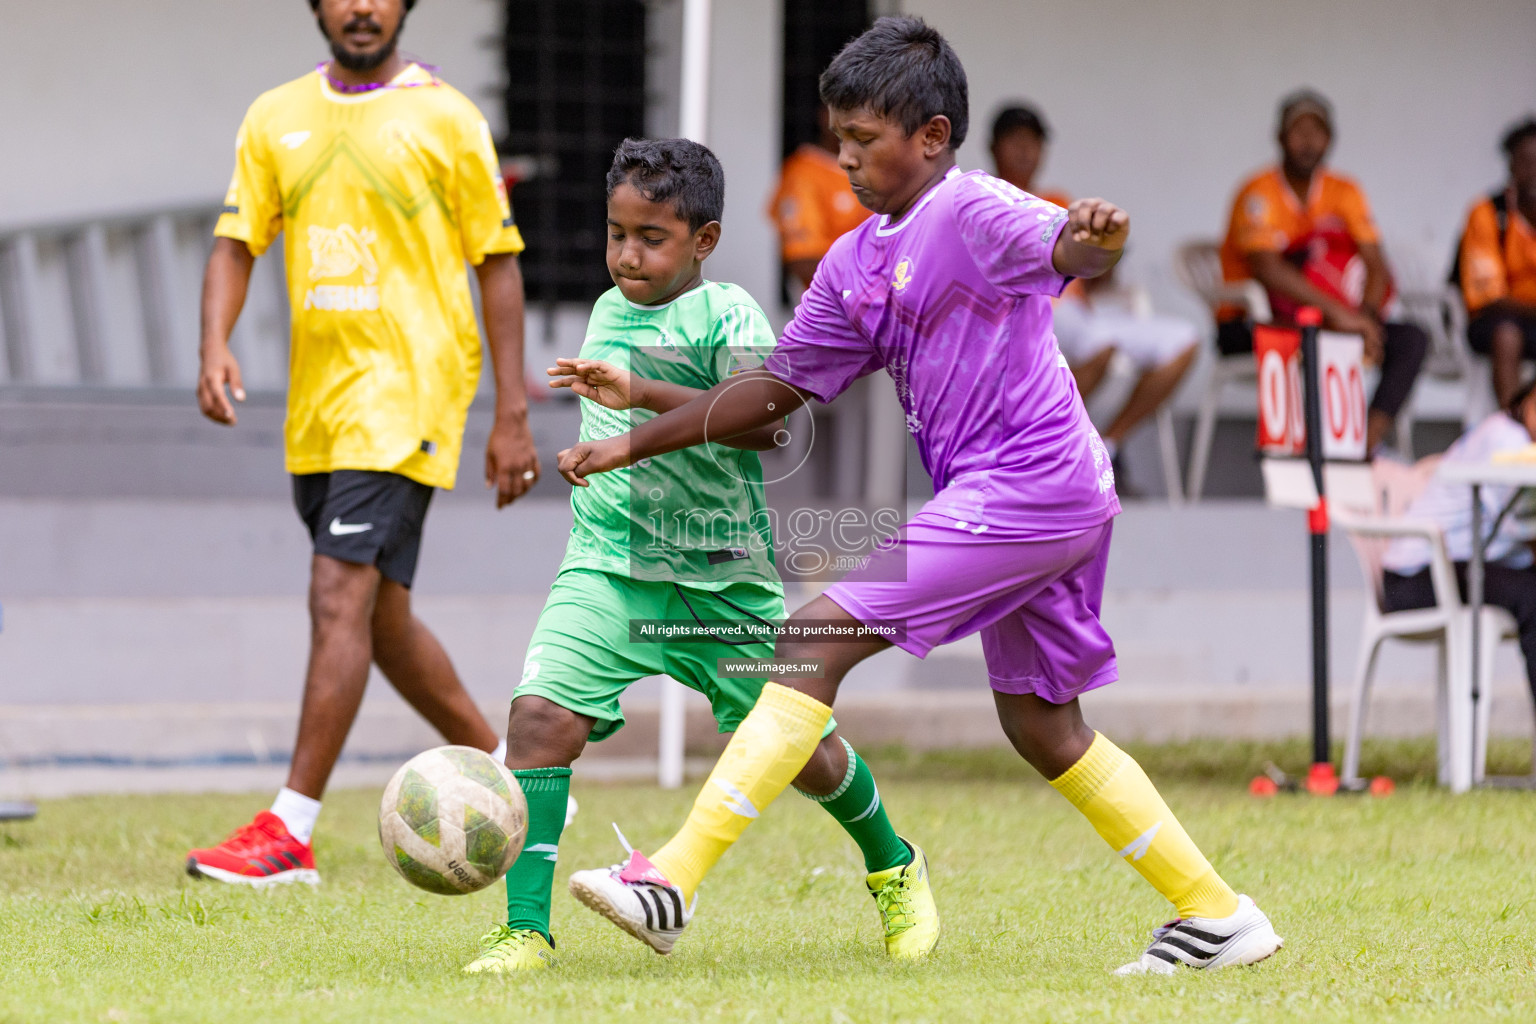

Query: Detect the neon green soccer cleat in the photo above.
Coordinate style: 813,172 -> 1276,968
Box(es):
462,925 -> 557,974
866,840 -> 940,959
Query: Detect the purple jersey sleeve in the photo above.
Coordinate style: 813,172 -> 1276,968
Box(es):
764,248 -> 881,404
953,173 -> 1072,298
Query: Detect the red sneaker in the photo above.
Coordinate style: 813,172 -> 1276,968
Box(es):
186,811 -> 320,888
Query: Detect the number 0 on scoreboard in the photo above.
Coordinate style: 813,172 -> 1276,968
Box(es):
1254,325 -> 1367,462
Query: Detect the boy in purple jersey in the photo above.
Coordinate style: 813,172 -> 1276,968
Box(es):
560,17 -> 1282,974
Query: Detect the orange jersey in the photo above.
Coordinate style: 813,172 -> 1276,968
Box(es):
768,145 -> 871,264
1459,192 -> 1536,314
1219,167 -> 1380,320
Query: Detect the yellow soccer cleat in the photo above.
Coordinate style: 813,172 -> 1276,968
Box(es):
462,925 -> 557,974
866,840 -> 940,959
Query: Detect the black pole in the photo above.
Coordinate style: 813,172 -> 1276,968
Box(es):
1298,310 -> 1329,767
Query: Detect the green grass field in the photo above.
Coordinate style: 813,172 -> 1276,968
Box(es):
4,739 -> 1536,1023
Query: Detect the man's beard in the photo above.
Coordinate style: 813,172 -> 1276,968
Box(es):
324,17 -> 404,72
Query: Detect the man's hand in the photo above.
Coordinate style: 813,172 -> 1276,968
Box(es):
196,343 -> 246,425
1330,307 -> 1385,364
1066,198 -> 1130,251
557,436 -> 631,487
485,412 -> 541,508
547,358 -> 642,411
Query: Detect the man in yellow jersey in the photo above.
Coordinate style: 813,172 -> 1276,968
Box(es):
186,0 -> 539,887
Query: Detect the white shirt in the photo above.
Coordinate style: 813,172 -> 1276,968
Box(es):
1383,413 -> 1536,575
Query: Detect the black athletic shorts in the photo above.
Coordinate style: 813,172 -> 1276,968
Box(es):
292,470 -> 435,587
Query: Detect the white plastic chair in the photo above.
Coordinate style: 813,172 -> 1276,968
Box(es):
1175,240 -> 1272,501
1385,233 -> 1492,430
1332,456 -> 1517,792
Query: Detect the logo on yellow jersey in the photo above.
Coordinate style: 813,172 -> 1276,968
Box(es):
892,257 -> 915,291
378,120 -> 414,160
304,224 -> 381,311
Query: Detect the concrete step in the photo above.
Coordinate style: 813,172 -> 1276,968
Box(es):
4,587 -> 1529,705
3,683 -> 1530,799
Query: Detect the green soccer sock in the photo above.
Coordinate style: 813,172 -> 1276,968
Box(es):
797,739 -> 911,874
504,767 -> 572,941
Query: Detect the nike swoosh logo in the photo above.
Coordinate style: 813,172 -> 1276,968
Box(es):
328,517 -> 373,536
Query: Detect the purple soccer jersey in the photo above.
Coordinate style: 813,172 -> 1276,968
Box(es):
766,166 -> 1121,533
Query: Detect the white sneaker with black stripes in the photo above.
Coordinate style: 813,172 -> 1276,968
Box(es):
1114,894 -> 1282,975
568,831 -> 695,955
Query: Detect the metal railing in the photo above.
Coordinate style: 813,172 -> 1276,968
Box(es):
0,203 -> 290,398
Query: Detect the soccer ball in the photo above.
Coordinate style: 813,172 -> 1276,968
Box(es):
378,745 -> 527,895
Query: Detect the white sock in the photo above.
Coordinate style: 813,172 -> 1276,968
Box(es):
270,787 -> 321,845
491,738 -> 508,766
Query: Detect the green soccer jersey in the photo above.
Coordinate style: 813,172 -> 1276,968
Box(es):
558,281 -> 782,593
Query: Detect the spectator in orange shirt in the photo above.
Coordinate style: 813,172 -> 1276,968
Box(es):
1219,90 -> 1427,454
992,104 -> 1198,492
769,106 -> 872,291
988,104 -> 1070,210
1459,119 -> 1536,407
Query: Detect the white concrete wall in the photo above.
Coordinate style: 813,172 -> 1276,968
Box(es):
0,0 -> 505,228
11,0 -> 1528,313
700,1 -> 781,317
900,0 -> 1536,319
5,0 -> 1533,422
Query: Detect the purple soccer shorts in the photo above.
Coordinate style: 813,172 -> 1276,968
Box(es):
823,512 -> 1117,702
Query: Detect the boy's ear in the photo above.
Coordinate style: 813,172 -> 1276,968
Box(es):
694,221 -> 722,260
921,115 -> 953,158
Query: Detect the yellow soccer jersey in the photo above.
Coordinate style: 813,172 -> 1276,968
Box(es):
215,64 -> 525,489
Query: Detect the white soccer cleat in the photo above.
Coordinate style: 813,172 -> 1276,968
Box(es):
568,831 -> 694,955
1114,894 -> 1282,975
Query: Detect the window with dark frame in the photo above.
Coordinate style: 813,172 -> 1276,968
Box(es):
777,0 -> 870,308
780,0 -> 870,160
500,0 -> 647,305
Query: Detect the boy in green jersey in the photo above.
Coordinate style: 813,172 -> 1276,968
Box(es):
462,138 -> 939,973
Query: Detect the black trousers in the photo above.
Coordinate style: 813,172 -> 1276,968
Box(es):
1217,319 -> 1428,418
1383,563 -> 1536,699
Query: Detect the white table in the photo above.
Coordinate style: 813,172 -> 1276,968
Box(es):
1435,460 -> 1536,785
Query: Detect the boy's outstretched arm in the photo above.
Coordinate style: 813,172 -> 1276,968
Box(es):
557,369 -> 811,485
547,358 -> 781,450
1051,197 -> 1130,280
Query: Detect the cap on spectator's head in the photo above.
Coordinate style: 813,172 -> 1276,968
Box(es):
1501,118 -> 1536,158
1278,89 -> 1333,135
991,104 -> 1050,147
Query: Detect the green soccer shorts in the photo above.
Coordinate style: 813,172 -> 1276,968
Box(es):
512,568 -> 836,742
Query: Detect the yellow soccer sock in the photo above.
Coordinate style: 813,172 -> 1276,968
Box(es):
651,683 -> 833,901
1049,732 -> 1239,920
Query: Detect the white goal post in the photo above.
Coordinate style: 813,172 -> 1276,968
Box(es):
656,0 -> 714,789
